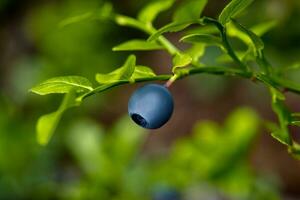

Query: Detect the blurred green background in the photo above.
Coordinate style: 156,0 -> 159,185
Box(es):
0,0 -> 300,199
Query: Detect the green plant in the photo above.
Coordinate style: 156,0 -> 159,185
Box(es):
30,0 -> 300,158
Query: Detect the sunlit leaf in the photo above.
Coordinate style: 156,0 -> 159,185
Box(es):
96,55 -> 136,84
173,0 -> 207,22
132,65 -> 156,79
219,0 -> 254,25
30,76 -> 93,95
112,40 -> 163,51
138,0 -> 174,24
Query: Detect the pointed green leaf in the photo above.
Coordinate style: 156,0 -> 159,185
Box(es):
132,65 -> 156,79
172,53 -> 192,73
138,0 -> 174,23
180,34 -> 222,46
30,76 -> 93,95
96,55 -> 136,84
112,40 -> 163,51
219,0 -> 254,25
231,19 -> 264,55
173,0 -> 207,22
270,89 -> 292,146
37,91 -> 79,145
148,20 -> 201,42
115,15 -> 147,32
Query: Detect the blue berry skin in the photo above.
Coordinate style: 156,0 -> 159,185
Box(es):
128,84 -> 174,129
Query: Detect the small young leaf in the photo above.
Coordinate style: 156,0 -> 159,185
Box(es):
148,20 -> 201,42
219,0 -> 254,25
172,53 -> 192,73
138,0 -> 174,24
173,0 -> 207,22
30,76 -> 93,95
37,91 -> 79,145
112,40 -> 164,51
96,55 -> 136,84
132,66 -> 156,79
180,34 -> 222,46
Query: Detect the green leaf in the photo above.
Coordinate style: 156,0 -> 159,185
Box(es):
132,66 -> 156,79
112,40 -> 164,51
219,0 -> 254,25
138,0 -> 174,24
30,76 -> 93,95
180,33 -> 222,46
231,19 -> 264,56
148,20 -> 201,42
172,53 -> 192,73
184,44 -> 206,62
96,55 -> 136,84
173,0 -> 207,22
270,89 -> 292,146
37,91 -> 79,145
115,15 -> 147,32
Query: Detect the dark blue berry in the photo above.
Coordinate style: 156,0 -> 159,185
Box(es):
153,187 -> 181,200
128,84 -> 174,129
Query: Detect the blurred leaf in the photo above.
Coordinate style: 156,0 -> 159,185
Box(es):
148,20 -> 201,42
96,55 -> 136,84
138,0 -> 174,24
37,91 -> 79,145
59,3 -> 113,27
30,76 -> 93,95
132,66 -> 156,79
180,34 -> 222,46
173,0 -> 207,22
66,119 -> 106,177
172,53 -> 192,73
219,0 -> 254,25
112,40 -> 163,51
251,20 -> 278,36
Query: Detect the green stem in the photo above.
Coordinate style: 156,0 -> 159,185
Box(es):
203,17 -> 249,72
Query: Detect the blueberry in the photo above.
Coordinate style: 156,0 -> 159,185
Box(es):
153,187 -> 181,200
128,84 -> 174,129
